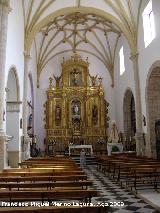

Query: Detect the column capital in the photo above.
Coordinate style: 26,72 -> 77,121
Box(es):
130,52 -> 139,61
0,0 -> 12,13
0,0 -> 9,6
23,51 -> 31,59
0,0 -> 10,8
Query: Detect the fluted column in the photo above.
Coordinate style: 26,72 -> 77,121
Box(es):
0,0 -> 10,169
130,53 -> 144,155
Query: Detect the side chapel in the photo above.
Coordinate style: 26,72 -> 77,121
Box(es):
44,54 -> 110,154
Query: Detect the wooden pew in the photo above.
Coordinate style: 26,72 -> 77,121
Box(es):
0,206 -> 109,213
0,171 -> 85,177
3,167 -> 83,173
96,154 -> 160,193
19,161 -> 76,166
127,167 -> 160,193
19,157 -> 76,167
24,164 -> 79,168
0,180 -> 93,191
0,189 -> 98,203
0,157 -> 100,210
0,175 -> 88,183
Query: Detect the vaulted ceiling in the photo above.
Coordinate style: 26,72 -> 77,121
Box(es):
22,0 -> 142,86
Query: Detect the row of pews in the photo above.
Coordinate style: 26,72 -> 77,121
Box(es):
0,156 -> 108,212
97,153 -> 160,193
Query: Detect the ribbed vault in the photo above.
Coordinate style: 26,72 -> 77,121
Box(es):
22,0 -> 142,87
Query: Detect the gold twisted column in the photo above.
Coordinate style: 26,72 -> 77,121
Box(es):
48,99 -> 53,129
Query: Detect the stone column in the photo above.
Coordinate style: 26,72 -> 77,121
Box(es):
0,0 -> 10,169
22,52 -> 31,135
22,52 -> 31,160
130,53 -> 144,155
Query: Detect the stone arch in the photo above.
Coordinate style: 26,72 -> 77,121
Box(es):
146,61 -> 160,159
6,66 -> 20,102
123,88 -> 136,150
6,66 -> 21,168
25,7 -> 134,54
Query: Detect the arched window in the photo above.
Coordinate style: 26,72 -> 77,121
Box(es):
119,46 -> 125,75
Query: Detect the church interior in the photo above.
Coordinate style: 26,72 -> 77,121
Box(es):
0,0 -> 160,212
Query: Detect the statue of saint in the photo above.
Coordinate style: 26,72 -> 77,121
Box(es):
53,74 -> 61,87
55,105 -> 61,120
108,121 -> 119,143
72,69 -> 79,86
89,74 -> 98,86
73,104 -> 79,115
92,105 -> 98,118
92,105 -> 98,125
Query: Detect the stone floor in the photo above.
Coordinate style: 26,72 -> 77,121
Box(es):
84,166 -> 160,213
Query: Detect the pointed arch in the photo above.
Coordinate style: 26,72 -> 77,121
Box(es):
146,60 -> 160,159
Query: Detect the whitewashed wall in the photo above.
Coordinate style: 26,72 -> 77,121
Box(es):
5,0 -> 24,152
138,0 -> 160,133
114,35 -> 135,132
113,0 -> 160,156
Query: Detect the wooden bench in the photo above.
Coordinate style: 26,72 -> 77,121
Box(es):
0,180 -> 93,191
3,167 -> 83,173
0,189 -> 98,203
0,171 -> 85,177
0,206 -> 109,213
96,154 -> 160,193
0,175 -> 88,183
126,167 -> 160,193
19,162 -> 77,167
23,164 -> 79,168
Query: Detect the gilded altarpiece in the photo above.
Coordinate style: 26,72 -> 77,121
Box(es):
44,55 -> 109,153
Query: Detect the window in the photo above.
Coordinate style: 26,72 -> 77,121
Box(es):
142,0 -> 155,47
119,46 -> 125,75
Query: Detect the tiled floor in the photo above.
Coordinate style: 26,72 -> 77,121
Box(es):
84,166 -> 160,213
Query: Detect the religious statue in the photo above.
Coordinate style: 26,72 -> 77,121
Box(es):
89,74 -> 98,86
70,68 -> 82,86
55,105 -> 61,120
92,105 -> 98,125
53,74 -> 62,88
73,104 -> 79,115
108,121 -> 119,143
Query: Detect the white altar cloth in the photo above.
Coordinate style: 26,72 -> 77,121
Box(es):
69,145 -> 93,155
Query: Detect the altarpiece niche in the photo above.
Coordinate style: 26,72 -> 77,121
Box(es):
44,54 -> 109,154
